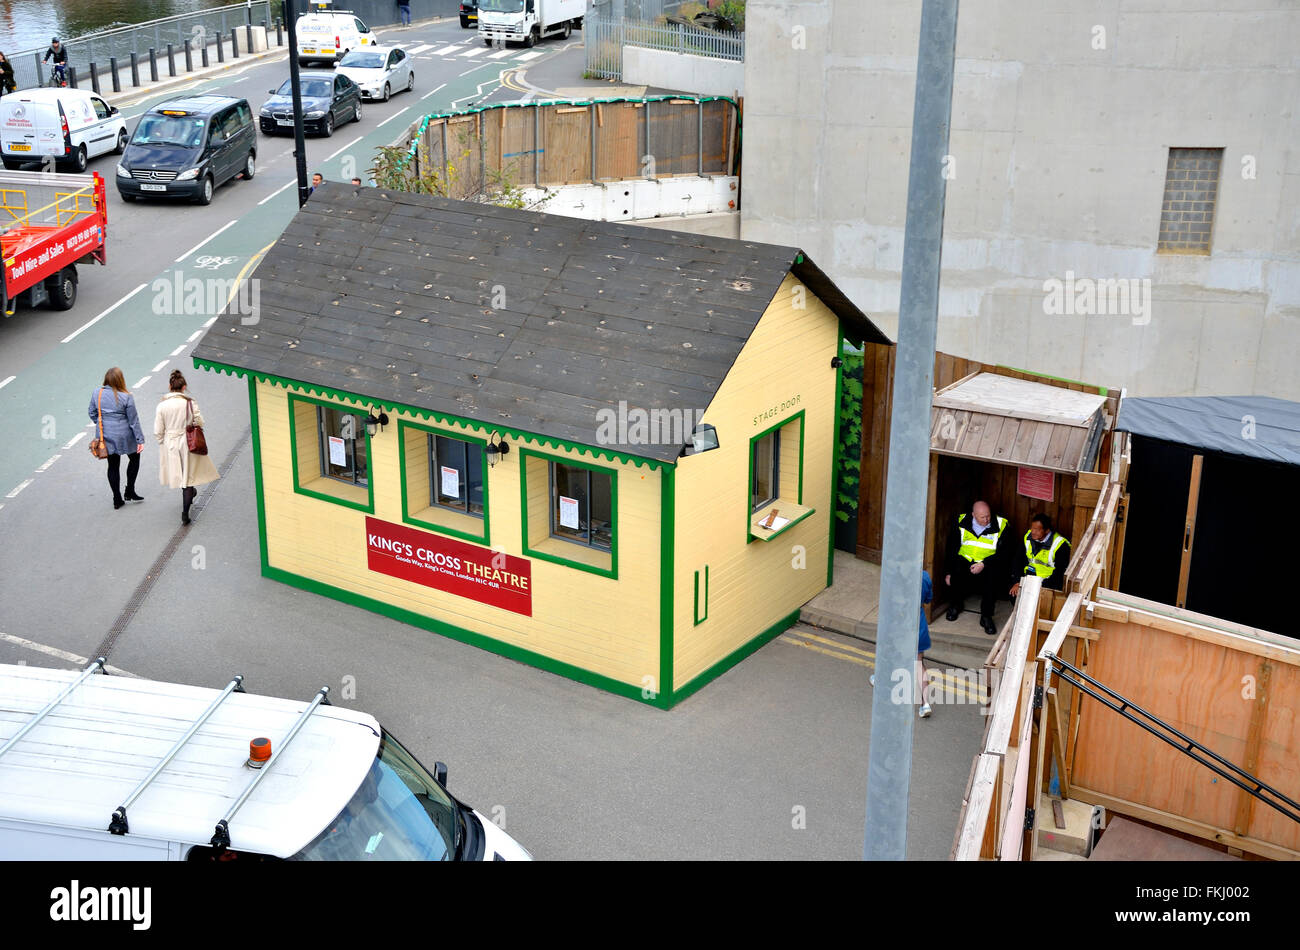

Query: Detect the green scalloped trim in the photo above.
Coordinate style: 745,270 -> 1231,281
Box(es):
194,357 -> 668,472
396,94 -> 741,175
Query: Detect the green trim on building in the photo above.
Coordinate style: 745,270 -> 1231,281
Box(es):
670,609 -> 801,707
828,330 -> 844,589
745,408 -> 807,544
248,376 -> 270,574
693,565 -> 709,626
751,507 -> 816,542
659,466 -> 675,705
517,446 -> 620,581
396,418 -> 491,546
995,364 -> 1107,396
194,358 -> 666,472
286,391 -> 376,515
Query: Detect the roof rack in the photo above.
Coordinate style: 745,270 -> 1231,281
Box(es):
0,657 -> 106,763
108,674 -> 246,836
210,685 -> 331,851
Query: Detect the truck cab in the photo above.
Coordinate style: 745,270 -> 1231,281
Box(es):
0,662 -> 531,861
479,0 -> 583,48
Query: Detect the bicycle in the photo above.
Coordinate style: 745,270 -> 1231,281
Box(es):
46,63 -> 68,88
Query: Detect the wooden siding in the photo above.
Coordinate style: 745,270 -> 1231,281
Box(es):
673,273 -> 838,690
256,380 -> 663,689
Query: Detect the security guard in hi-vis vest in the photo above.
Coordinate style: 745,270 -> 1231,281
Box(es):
1011,512 -> 1072,596
944,500 -> 1012,634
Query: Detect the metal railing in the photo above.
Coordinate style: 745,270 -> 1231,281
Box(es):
5,2 -> 273,93
584,14 -> 744,81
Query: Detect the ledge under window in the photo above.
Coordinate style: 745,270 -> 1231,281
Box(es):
297,473 -> 372,512
527,534 -> 615,578
749,501 -> 815,542
408,503 -> 488,545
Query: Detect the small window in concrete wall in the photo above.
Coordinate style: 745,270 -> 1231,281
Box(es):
397,420 -> 490,545
520,448 -> 617,579
1158,148 -> 1223,254
747,412 -> 814,543
287,394 -> 374,513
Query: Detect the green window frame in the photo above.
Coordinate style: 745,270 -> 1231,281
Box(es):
520,448 -> 618,579
287,393 -> 375,514
746,410 -> 806,543
397,419 -> 490,545
693,565 -> 709,625
430,433 -> 485,518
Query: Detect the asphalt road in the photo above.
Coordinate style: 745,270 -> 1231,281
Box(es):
0,20 -> 984,860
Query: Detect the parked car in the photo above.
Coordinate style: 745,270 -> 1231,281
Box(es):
259,73 -> 363,137
335,47 -> 414,102
0,87 -> 127,172
116,95 -> 256,206
295,9 -> 378,66
460,1 -> 479,28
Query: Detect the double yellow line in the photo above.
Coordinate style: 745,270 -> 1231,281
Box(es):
780,628 -> 988,703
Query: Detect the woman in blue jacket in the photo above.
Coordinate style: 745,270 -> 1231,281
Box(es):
88,367 -> 145,509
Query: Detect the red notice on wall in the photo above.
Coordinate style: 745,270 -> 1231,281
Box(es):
1016,466 -> 1055,502
365,516 -> 532,617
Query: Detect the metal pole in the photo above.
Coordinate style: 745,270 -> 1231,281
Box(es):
862,0 -> 959,862
533,102 -> 540,185
202,38 -> 211,68
89,62 -> 100,94
231,28 -> 240,58
217,33 -> 225,63
285,2 -> 310,207
184,39 -> 193,72
68,66 -> 78,89
148,47 -> 158,82
130,51 -> 140,87
110,56 -> 121,93
0,658 -> 106,760
167,43 -> 176,77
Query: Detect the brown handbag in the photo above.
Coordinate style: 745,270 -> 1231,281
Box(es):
89,388 -> 109,459
185,397 -> 208,456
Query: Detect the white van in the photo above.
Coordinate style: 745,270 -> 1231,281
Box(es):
295,8 -> 378,66
0,88 -> 127,173
0,661 -> 532,861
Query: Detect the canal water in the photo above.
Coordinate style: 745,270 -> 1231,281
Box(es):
0,0 -> 255,55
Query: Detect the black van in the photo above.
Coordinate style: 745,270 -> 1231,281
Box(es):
117,95 -> 256,206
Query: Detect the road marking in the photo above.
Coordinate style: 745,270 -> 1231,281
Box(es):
407,44 -> 434,54
796,629 -> 875,659
487,48 -> 514,59
432,44 -> 462,55
175,220 -> 238,263
151,360 -> 169,373
326,135 -> 363,160
780,635 -> 874,669
186,328 -> 204,343
459,46 -> 486,58
420,82 -> 447,100
515,50 -> 544,61
133,376 -> 151,389
64,431 -> 87,449
6,479 -> 32,498
203,316 -> 217,327
452,71 -> 504,108
35,455 -> 60,473
258,179 -> 296,205
376,107 -> 410,127
0,632 -> 137,676
779,632 -> 985,700
61,282 -> 148,343
170,344 -> 187,356
0,375 -> 13,390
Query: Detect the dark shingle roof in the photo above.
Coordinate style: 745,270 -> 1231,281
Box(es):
193,184 -> 888,463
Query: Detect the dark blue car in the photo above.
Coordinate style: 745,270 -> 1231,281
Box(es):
259,73 -> 362,138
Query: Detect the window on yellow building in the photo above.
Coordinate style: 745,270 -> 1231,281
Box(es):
552,462 -> 613,551
318,406 -> 369,487
747,412 -> 813,542
397,421 -> 489,545
289,394 -> 374,513
520,448 -> 617,579
430,434 -> 484,517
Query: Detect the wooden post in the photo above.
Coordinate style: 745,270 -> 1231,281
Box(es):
1233,659 -> 1271,837
1176,454 -> 1204,608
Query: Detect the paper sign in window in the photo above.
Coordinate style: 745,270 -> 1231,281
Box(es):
559,495 -> 580,529
440,465 -> 459,499
328,435 -> 346,467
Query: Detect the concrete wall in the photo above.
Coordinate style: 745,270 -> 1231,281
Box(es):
740,0 -> 1300,400
623,46 -> 744,97
518,177 -> 741,236
636,211 -> 740,238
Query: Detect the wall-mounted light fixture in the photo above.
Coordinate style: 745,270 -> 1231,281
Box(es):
486,431 -> 511,467
681,423 -> 720,458
831,356 -> 843,369
365,410 -> 390,436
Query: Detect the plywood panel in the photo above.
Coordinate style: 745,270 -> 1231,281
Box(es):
1072,617 -> 1300,853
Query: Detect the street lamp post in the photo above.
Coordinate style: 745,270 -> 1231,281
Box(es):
284,1 -> 310,207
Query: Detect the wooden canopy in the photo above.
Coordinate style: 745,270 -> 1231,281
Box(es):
930,373 -> 1108,474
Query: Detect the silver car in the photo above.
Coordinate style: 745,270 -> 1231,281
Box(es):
334,47 -> 414,102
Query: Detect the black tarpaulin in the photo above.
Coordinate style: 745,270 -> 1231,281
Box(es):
1116,395 -> 1300,467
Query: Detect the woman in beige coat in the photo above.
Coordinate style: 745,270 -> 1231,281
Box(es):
154,370 -> 220,525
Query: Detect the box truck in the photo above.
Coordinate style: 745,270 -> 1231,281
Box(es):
479,0 -> 584,48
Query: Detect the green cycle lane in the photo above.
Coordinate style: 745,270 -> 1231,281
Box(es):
0,62 -> 506,501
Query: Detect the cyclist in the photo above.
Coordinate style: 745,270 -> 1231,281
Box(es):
43,37 -> 68,87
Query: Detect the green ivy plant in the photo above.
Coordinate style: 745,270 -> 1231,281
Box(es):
836,346 -> 864,523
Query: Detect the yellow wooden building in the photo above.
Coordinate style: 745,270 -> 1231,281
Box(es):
193,185 -> 888,707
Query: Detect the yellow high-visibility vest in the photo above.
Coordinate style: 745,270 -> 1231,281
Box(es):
957,515 -> 1007,562
1023,531 -> 1069,578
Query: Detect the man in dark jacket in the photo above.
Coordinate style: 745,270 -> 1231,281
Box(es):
1011,512 -> 1072,596
944,500 -> 1013,634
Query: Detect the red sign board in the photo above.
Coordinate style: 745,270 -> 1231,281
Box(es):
365,516 -> 532,617
1016,466 -> 1055,502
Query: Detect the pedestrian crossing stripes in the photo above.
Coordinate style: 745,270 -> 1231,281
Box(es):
431,44 -> 463,55
458,46 -> 486,57
515,50 -> 544,61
